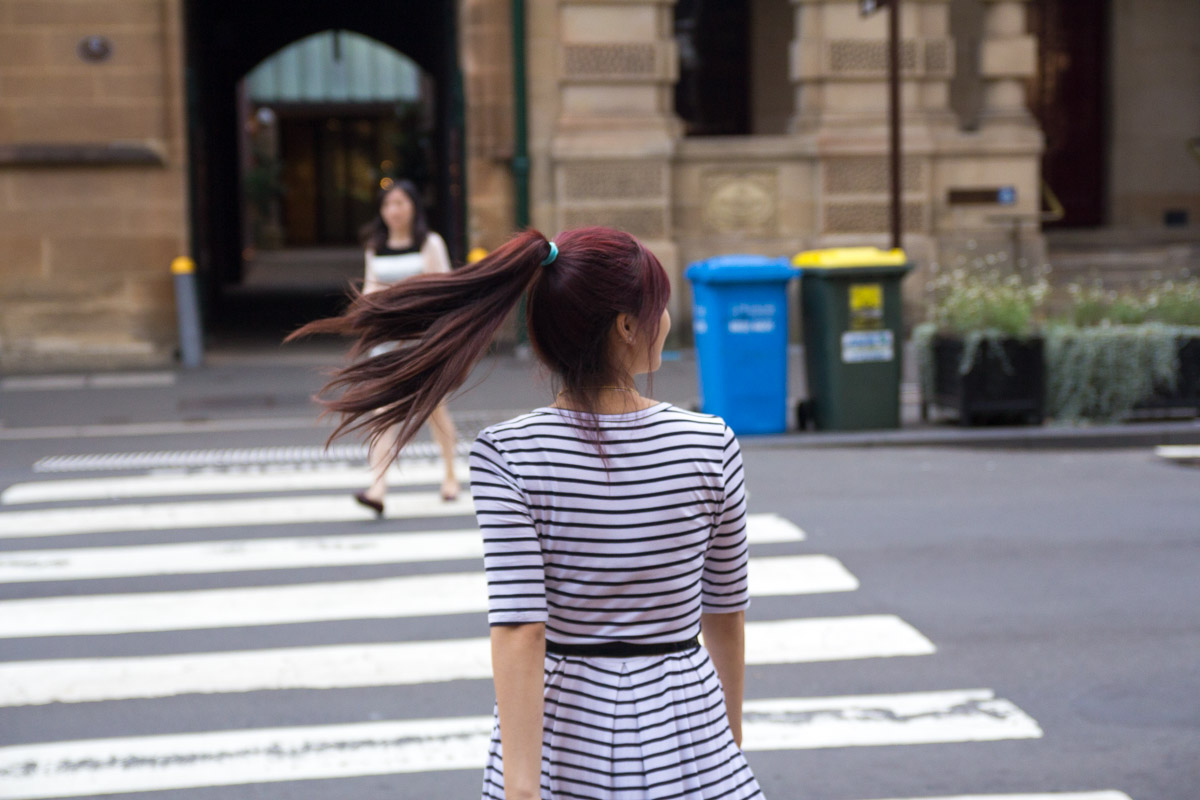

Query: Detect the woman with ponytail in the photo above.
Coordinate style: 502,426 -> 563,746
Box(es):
291,227 -> 762,800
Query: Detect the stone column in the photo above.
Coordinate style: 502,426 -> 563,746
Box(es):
787,0 -> 955,251
789,0 -> 956,131
460,0 -> 515,251
549,0 -> 682,317
978,0 -> 1037,128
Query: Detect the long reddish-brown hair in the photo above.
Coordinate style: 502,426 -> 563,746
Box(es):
288,226 -> 671,453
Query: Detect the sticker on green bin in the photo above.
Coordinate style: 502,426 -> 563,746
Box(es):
841,330 -> 894,363
849,283 -> 884,331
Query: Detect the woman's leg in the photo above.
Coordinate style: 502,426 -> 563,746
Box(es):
428,403 -> 460,500
363,423 -> 400,503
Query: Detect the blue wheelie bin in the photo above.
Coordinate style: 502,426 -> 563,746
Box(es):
685,255 -> 799,435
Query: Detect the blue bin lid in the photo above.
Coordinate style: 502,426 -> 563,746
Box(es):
685,255 -> 799,284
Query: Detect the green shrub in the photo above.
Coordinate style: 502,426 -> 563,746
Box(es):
1045,323 -> 1200,422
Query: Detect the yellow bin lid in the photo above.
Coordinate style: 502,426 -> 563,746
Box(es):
792,247 -> 907,268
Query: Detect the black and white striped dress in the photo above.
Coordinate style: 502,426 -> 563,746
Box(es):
469,402 -> 764,800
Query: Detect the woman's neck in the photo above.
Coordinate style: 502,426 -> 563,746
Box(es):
551,386 -> 657,414
385,229 -> 412,248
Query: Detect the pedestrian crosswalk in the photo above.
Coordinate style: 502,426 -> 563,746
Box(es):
0,454 -> 1130,800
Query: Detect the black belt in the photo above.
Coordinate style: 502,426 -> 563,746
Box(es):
545,637 -> 700,658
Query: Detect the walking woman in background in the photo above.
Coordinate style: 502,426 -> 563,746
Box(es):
290,226 -> 762,800
352,179 -> 459,515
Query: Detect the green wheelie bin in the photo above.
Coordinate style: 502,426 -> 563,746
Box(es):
792,247 -> 913,431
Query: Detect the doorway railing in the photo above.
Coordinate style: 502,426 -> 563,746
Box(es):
985,179 -> 1066,268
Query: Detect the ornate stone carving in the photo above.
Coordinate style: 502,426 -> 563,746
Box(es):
564,207 -> 666,239
563,43 -> 658,78
924,40 -> 952,76
828,39 -> 918,74
701,171 -> 779,235
823,202 -> 925,233
562,162 -> 665,200
824,157 -> 922,194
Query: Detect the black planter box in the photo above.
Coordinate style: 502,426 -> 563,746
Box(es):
925,335 -> 1046,426
1133,336 -> 1200,417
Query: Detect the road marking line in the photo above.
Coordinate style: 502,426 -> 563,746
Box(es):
21,414 -> 519,459
0,372 -> 177,391
0,417 -> 326,441
859,794 -> 1132,800
0,513 -> 803,583
0,481 -> 801,539
1,462 -> 469,504
1155,444 -> 1200,463
0,492 -> 478,538
34,444 -> 375,473
0,554 -> 851,638
0,615 -> 931,706
0,689 -> 1039,798
742,688 -> 1042,748
0,376 -> 86,391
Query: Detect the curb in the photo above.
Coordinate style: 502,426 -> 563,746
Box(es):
742,419 -> 1200,451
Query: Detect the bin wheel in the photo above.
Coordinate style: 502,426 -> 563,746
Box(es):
795,400 -> 811,431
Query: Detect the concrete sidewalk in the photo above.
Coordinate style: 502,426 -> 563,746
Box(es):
2,341 -> 1199,449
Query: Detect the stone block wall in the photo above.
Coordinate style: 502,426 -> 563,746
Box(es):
0,0 -> 188,371
1109,0 -> 1200,229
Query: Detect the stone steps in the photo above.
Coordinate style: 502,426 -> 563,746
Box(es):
1045,235 -> 1200,289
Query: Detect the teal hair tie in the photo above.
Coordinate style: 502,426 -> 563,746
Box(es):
541,241 -> 558,267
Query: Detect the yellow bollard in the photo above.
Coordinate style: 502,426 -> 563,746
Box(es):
171,256 -> 203,367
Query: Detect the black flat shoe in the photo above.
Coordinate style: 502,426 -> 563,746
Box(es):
353,491 -> 385,518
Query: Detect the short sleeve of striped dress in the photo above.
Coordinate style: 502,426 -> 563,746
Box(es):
702,423 -> 752,614
469,429 -> 547,626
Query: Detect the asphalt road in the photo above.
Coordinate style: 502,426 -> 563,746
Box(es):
0,369 -> 1196,800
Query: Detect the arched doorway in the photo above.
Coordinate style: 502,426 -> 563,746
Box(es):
184,0 -> 463,339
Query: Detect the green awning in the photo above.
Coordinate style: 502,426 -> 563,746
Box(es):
246,30 -> 421,104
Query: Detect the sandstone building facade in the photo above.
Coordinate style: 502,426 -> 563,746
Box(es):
1,0 -> 1196,369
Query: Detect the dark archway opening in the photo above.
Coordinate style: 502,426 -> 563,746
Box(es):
184,1 -> 464,344
1028,0 -> 1109,228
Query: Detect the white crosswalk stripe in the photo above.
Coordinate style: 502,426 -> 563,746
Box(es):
0,512 -> 804,583
0,554 -> 855,638
0,458 -> 1098,800
0,615 -> 934,707
0,461 -> 468,504
1155,444 -> 1200,464
0,690 -> 1041,800
0,492 -> 478,537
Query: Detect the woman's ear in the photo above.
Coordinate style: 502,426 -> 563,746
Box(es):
614,312 -> 636,345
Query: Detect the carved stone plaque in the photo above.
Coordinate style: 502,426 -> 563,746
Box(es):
702,171 -> 778,235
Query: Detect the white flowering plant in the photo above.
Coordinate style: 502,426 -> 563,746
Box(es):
927,266 -> 1050,339
1064,278 -> 1200,328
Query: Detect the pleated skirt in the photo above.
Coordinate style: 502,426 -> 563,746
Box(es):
481,646 -> 764,800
